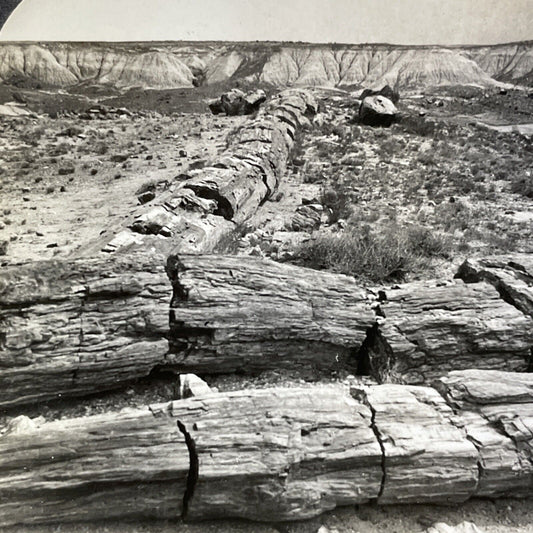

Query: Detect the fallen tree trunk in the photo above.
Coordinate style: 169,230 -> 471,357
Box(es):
1,371 -> 531,526
166,254 -> 376,374
102,89 -> 317,256
3,254 -> 533,408
0,253 -> 169,408
169,257 -> 533,380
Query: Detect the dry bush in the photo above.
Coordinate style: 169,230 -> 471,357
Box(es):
292,222 -> 451,283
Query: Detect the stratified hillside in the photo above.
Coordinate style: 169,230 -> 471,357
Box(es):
0,41 -> 532,90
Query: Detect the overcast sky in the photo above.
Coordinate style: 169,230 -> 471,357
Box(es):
1,0 -> 532,45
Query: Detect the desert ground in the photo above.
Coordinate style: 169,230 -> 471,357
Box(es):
0,41 -> 533,533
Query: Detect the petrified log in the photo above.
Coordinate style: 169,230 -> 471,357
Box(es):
357,279 -> 533,384
0,253 -> 169,408
0,406 -> 190,525
0,385 -> 382,526
356,384 -> 479,504
1,371 -> 531,526
166,254 -> 376,374
3,254 -> 533,408
456,254 -> 533,319
104,89 -> 317,255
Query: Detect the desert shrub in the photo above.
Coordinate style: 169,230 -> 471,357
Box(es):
292,222 -> 451,283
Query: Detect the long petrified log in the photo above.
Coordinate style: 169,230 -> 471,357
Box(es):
3,254 -> 533,408
103,89 -> 317,255
0,253 -> 169,408
168,257 -> 533,380
1,371 -> 531,526
357,279 -> 533,384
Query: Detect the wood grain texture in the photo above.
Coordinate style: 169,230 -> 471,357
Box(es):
167,254 -> 376,374
0,253 -> 169,408
1,371 -> 531,526
360,279 -> 533,384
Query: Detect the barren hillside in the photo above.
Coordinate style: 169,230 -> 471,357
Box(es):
0,41 -> 532,90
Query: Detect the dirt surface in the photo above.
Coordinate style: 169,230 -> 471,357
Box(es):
0,110 -> 245,263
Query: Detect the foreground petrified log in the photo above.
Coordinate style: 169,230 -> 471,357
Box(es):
169,258 -> 533,381
0,253 -> 169,408
0,386 -> 382,526
167,254 -> 376,374
1,371 -> 531,526
357,279 -> 533,384
3,254 -> 532,408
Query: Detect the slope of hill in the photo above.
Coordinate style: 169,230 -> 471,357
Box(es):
0,41 -> 532,90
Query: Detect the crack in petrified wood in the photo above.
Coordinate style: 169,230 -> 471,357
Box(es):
1,371 -> 531,526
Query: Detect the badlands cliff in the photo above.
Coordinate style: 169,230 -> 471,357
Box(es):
0,41 -> 532,90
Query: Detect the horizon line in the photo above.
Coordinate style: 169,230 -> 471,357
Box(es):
0,38 -> 532,48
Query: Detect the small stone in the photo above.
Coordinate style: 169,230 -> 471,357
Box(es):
178,374 -> 212,399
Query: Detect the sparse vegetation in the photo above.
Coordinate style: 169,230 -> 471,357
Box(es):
293,222 -> 451,283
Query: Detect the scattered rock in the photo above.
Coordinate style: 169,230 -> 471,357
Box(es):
209,88 -> 267,116
426,522 -> 484,533
178,373 -> 212,399
0,240 -> 8,256
359,95 -> 398,127
58,167 -> 74,175
360,84 -> 400,104
138,191 -> 156,205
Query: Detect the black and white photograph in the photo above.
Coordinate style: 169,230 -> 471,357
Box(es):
0,1 -> 532,531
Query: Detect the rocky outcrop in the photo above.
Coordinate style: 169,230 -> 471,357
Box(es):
0,41 -> 531,90
359,95 -> 398,126
1,370 -> 531,526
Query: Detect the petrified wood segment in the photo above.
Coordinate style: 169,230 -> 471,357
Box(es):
357,384 -> 479,504
435,369 -> 533,497
166,254 -> 376,374
3,254 -> 533,408
0,386 -> 382,526
456,254 -> 533,320
0,253 -> 169,408
1,372 -> 531,526
359,280 -> 533,384
0,407 -> 189,525
176,386 -> 382,521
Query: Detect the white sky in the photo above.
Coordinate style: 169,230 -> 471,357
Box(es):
1,0 -> 532,45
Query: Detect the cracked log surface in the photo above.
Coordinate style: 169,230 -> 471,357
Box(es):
457,253 -> 533,320
435,369 -> 533,497
3,254 -> 533,408
166,254 -> 376,374
103,89 -> 317,256
0,253 -> 169,408
363,279 -> 533,384
1,371 -> 531,526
